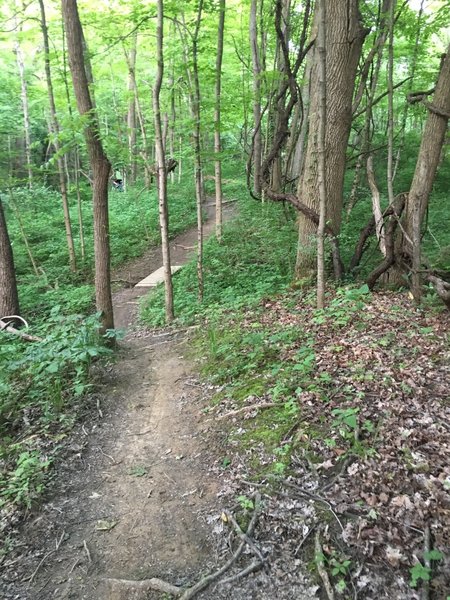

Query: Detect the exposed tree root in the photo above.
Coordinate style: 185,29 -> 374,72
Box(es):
103,493 -> 262,599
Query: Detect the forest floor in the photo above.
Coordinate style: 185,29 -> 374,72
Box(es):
2,203 -> 449,600
1,203 -> 317,600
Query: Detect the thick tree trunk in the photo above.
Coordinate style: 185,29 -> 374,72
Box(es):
38,0 -> 77,273
153,0 -> 174,323
295,0 -> 367,276
316,0 -> 326,308
62,0 -> 114,334
214,0 -> 225,240
0,199 -> 20,317
405,44 -> 450,300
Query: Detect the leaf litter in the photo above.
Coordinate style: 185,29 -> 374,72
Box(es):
205,289 -> 449,599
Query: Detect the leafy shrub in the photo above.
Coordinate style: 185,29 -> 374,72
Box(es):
0,310 -> 112,509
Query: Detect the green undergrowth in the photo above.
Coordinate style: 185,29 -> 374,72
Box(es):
0,310 -> 114,514
196,284 -> 376,479
7,175 -> 196,318
140,194 -> 298,326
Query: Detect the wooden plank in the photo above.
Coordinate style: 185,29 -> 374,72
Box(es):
135,265 -> 182,288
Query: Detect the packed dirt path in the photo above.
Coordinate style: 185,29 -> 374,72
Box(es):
3,204 -> 233,600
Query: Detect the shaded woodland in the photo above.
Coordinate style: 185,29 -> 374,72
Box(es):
0,0 -> 449,598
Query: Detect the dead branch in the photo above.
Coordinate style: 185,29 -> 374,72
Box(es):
0,318 -> 42,342
314,529 -> 335,600
216,402 -> 281,420
219,559 -> 263,586
224,510 -> 265,564
178,493 -> 261,600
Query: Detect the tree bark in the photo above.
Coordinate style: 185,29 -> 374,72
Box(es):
153,0 -> 174,323
13,22 -> 33,189
405,44 -> 450,300
62,0 -> 114,334
126,31 -> 138,185
316,0 -> 326,308
250,0 -> 262,197
214,0 -> 225,240
0,198 -> 20,317
38,0 -> 77,273
295,0 -> 367,276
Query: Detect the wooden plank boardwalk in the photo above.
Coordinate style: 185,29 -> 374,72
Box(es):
135,265 -> 183,288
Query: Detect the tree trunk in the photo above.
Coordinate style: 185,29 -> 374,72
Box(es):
316,0 -> 326,308
250,0 -> 262,197
153,0 -> 174,324
38,0 -> 77,273
62,0 -> 114,335
295,0 -> 367,277
214,0 -> 226,241
405,44 -> 450,300
13,28 -> 33,189
126,31 -> 138,185
0,199 -> 20,317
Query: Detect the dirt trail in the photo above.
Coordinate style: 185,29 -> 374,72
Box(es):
3,204 -> 232,600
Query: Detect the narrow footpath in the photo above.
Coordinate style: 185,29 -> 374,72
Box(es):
4,205 -> 230,600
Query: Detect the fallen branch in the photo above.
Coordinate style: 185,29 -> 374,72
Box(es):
0,317 -> 42,342
216,402 -> 281,420
179,493 -> 261,600
219,559 -> 263,586
314,529 -> 335,600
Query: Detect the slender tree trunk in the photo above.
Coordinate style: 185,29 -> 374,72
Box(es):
179,6 -> 204,300
62,24 -> 86,260
13,27 -> 33,189
0,198 -> 20,316
125,32 -> 138,184
386,0 -> 397,206
214,0 -> 225,240
250,0 -> 262,197
8,189 -> 40,278
38,0 -> 77,273
74,149 -> 86,260
62,0 -> 114,334
154,0 -> 174,323
192,2 -> 204,300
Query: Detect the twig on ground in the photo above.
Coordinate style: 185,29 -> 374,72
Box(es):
314,529 -> 335,600
283,480 -> 344,532
216,402 -> 281,421
96,397 -> 103,418
127,427 -> 155,436
96,447 -> 117,464
83,540 -> 92,564
218,559 -> 263,585
224,510 -> 265,565
26,551 -> 55,586
295,524 -> 316,556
